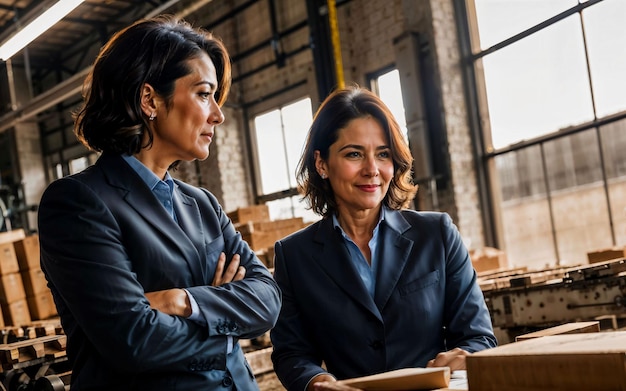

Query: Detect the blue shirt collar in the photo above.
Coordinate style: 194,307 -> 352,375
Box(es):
122,154 -> 174,192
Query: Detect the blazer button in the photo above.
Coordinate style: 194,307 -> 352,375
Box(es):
370,340 -> 384,350
222,375 -> 233,387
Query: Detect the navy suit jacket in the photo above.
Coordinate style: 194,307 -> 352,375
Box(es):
270,209 -> 496,391
38,154 -> 281,391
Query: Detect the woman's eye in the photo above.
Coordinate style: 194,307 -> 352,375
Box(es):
199,92 -> 211,100
346,151 -> 361,158
379,151 -> 391,158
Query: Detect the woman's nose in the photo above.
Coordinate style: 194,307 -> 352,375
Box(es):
208,99 -> 225,125
362,157 -> 379,177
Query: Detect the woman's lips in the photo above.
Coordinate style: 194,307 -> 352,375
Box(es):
357,184 -> 379,192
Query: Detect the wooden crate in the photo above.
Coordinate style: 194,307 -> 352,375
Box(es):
13,235 -> 40,271
21,267 -> 48,297
515,321 -> 600,341
227,205 -> 270,225
1,299 -> 31,327
240,218 -> 306,252
0,243 -> 19,276
587,247 -> 626,264
0,230 -> 25,245
0,273 -> 26,304
469,247 -> 508,273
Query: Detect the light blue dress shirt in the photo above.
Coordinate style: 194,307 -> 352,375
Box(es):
332,208 -> 385,297
122,155 -> 176,218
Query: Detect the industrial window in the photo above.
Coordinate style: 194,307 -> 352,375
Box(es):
370,68 -> 408,142
462,0 -> 626,268
252,97 -> 318,222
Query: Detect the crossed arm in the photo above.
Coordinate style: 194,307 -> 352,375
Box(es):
145,252 -> 246,317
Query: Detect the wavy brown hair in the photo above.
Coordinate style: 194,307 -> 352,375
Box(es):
297,86 -> 417,217
74,15 -> 231,159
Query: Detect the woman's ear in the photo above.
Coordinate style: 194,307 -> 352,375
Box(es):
314,150 -> 327,177
140,83 -> 158,119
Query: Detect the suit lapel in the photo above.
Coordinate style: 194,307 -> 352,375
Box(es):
97,155 -> 205,285
314,218 -> 382,321
374,209 -> 414,311
173,187 -> 207,283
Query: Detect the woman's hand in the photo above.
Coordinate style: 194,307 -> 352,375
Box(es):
426,347 -> 470,371
212,252 -> 246,286
308,374 -> 362,391
312,381 -> 362,391
145,288 -> 191,317
145,252 -> 246,318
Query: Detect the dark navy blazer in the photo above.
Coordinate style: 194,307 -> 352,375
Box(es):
38,153 -> 281,390
270,209 -> 496,391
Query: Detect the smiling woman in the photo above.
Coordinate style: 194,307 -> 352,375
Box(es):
270,86 -> 497,391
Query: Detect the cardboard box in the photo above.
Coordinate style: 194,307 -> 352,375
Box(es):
242,231 -> 281,253
236,217 -> 304,235
469,247 -> 508,272
0,242 -> 20,275
240,218 -> 306,252
587,247 -> 626,264
265,245 -> 275,269
227,205 -> 270,224
21,267 -> 48,297
0,229 -> 25,244
0,273 -> 26,304
1,299 -> 31,326
27,290 -> 57,320
467,331 -> 626,391
13,235 -> 40,271
254,247 -> 275,269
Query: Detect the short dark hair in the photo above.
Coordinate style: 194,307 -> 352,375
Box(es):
297,86 -> 417,217
74,15 -> 231,155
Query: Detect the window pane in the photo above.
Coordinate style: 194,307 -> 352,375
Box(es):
482,15 -> 594,149
281,98 -> 312,188
376,69 -> 408,141
473,0 -> 578,50
495,146 -> 546,201
266,195 -> 320,223
544,130 -> 612,265
254,98 -> 313,196
496,147 -> 556,269
543,130 -> 603,192
583,0 -> 626,117
255,110 -> 290,194
69,157 -> 89,174
601,119 -> 626,247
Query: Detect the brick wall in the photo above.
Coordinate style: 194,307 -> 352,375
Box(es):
399,0 -> 485,248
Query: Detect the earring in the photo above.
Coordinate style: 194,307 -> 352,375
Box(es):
149,112 -> 156,121
320,173 -> 327,179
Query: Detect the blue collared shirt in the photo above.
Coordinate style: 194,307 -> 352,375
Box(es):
332,208 -> 385,297
122,155 -> 176,219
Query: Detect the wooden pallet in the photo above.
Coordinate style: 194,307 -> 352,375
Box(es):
0,334 -> 67,369
245,347 -> 273,376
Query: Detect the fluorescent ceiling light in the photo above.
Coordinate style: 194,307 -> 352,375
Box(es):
0,0 -> 85,61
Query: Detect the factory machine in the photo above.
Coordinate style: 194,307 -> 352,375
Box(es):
480,258 -> 626,342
